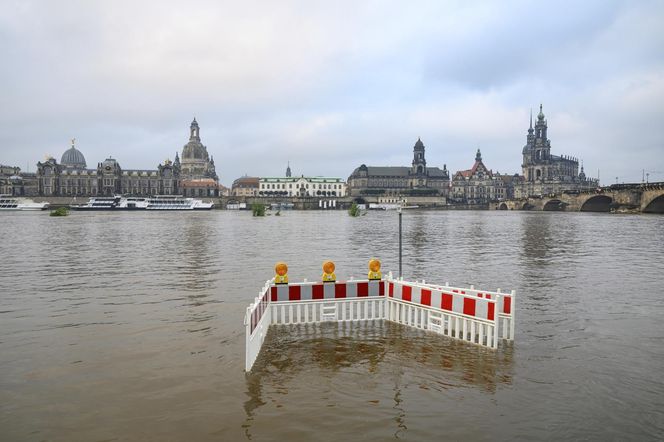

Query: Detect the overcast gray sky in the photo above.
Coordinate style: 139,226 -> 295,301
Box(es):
1,0 -> 662,186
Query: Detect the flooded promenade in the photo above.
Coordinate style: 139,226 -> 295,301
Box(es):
1,210 -> 663,441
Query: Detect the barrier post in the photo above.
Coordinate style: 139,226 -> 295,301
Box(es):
244,306 -> 251,371
493,295 -> 500,349
510,290 -> 516,340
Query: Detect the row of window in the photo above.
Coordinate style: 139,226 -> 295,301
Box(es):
259,190 -> 338,197
260,183 -> 343,190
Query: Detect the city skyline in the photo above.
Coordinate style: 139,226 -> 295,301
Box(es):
1,1 -> 663,186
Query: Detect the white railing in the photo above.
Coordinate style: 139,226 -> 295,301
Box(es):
244,279 -> 273,372
245,275 -> 515,371
271,297 -> 386,325
386,274 -> 516,341
385,275 -> 516,341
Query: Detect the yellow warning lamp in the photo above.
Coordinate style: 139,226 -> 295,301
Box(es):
274,262 -> 289,284
368,258 -> 382,280
322,260 -> 336,283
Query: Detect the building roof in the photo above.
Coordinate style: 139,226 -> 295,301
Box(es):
350,166 -> 448,178
61,146 -> 87,169
454,157 -> 491,181
181,178 -> 218,188
232,176 -> 260,187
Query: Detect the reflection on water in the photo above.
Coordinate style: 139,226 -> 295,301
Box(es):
243,321 -> 514,440
1,210 -> 663,441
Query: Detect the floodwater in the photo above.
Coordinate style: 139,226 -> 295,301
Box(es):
0,210 -> 663,441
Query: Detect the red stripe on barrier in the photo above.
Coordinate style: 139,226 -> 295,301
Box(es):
441,293 -> 453,311
289,285 -> 301,301
504,297 -> 511,314
452,289 -> 459,293
421,289 -> 431,306
463,298 -> 476,316
379,281 -> 385,296
357,282 -> 368,297
270,286 -> 278,302
312,284 -> 324,300
402,285 -> 412,302
488,302 -> 495,321
389,282 -> 394,297
335,283 -> 347,298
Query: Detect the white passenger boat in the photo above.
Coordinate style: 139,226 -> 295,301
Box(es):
70,195 -> 214,211
145,195 -> 214,210
0,195 -> 50,211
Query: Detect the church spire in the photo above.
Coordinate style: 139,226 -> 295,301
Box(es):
286,161 -> 292,177
475,148 -> 482,162
189,118 -> 200,141
529,108 -> 533,131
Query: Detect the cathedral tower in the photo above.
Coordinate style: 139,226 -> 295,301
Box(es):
522,104 -> 552,182
411,137 -> 427,175
180,118 -> 218,181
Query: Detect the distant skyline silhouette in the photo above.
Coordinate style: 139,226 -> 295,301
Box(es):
1,1 -> 662,185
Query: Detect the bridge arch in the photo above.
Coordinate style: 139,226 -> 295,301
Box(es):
521,202 -> 533,210
498,202 -> 508,210
580,195 -> 612,212
643,194 -> 664,213
543,199 -> 565,211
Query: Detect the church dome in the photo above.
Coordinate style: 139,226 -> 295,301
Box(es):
181,118 -> 209,161
182,140 -> 209,161
61,145 -> 87,169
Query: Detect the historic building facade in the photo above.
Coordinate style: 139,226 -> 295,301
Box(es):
451,149 -> 496,203
180,118 -> 217,181
33,119 -> 223,197
231,176 -> 260,197
347,138 -> 449,198
258,176 -> 346,197
519,105 -> 597,197
36,139 -> 180,197
179,118 -> 220,196
0,165 -> 38,196
450,149 -> 521,203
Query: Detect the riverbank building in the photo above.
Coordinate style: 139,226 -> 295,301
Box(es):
0,165 -> 38,196
451,149 -> 518,204
34,119 -> 224,197
347,138 -> 450,198
36,139 -> 180,197
519,105 -> 598,197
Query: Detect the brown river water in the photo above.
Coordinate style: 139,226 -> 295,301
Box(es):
0,210 -> 663,441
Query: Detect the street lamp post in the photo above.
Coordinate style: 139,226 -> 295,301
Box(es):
398,206 -> 402,279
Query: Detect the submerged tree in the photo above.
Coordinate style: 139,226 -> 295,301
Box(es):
348,202 -> 360,217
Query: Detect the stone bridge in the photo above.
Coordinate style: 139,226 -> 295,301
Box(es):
491,183 -> 664,213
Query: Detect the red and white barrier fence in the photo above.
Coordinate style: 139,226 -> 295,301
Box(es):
244,280 -> 272,371
245,273 -> 516,371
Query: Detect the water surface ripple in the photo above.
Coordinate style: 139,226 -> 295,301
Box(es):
1,210 -> 663,441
